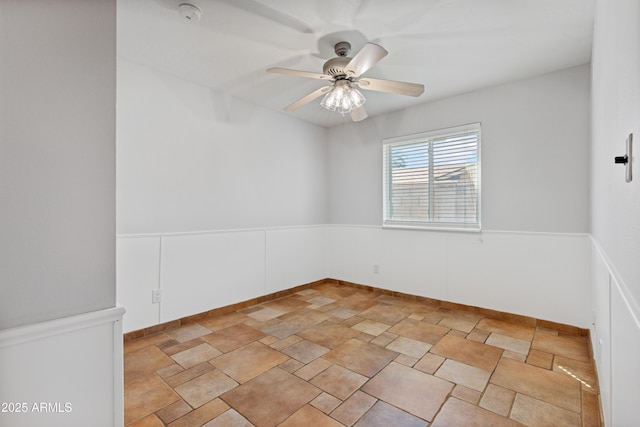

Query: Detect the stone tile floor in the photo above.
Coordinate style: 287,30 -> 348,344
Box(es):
124,283 -> 602,426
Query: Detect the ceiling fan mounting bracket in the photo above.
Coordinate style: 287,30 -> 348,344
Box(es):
334,41 -> 351,57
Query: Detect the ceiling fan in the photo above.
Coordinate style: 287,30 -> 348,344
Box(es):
267,41 -> 424,122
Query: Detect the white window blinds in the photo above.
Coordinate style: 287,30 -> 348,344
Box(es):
383,123 -> 481,230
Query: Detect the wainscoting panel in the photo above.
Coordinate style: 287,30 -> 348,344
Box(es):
0,307 -> 125,427
160,230 -> 266,323
116,236 -> 161,333
447,231 -> 590,327
327,226 -> 591,328
610,278 -> 640,426
265,226 -> 327,294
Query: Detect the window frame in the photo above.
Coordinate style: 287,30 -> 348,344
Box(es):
382,122 -> 481,232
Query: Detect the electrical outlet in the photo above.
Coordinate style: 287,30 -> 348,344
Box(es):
373,264 -> 379,274
152,289 -> 162,304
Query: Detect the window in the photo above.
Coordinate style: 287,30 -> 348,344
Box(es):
383,123 -> 480,230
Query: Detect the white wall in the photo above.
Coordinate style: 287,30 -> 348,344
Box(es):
322,66 -> 592,327
0,1 -> 122,426
116,59 -> 328,235
117,64 -> 593,334
328,65 -> 591,233
116,59 -> 331,332
590,1 -> 640,425
0,0 -> 116,330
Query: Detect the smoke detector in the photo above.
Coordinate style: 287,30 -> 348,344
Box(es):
178,3 -> 202,22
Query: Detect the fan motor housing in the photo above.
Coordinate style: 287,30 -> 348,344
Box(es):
323,57 -> 351,78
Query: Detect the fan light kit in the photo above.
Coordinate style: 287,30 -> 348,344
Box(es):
267,41 -> 424,122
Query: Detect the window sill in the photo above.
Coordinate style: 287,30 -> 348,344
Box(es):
382,222 -> 481,233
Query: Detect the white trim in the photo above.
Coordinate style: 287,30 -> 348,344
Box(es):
0,306 -> 125,348
116,224 -> 327,239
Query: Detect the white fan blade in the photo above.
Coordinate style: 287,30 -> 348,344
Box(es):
267,67 -> 331,80
344,43 -> 388,77
350,105 -> 368,122
357,77 -> 424,97
284,86 -> 332,112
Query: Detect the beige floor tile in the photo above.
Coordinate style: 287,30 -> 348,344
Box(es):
388,318 -> 449,344
202,409 -> 253,427
486,333 -> 531,354
294,357 -> 332,381
330,390 -> 376,426
351,319 -> 391,336
431,397 -> 520,427
297,323 -> 361,349
168,399 -> 229,427
269,334 -> 302,350
362,362 -> 453,422
262,296 -> 310,313
201,323 -> 265,353
124,333 -> 173,354
414,352 -> 446,374
124,284 -> 602,427
479,384 -> 516,416
279,405 -> 345,427
438,316 -> 477,333
582,389 -> 603,427
221,367 -> 320,427
527,349 -> 554,369
124,374 -> 180,425
307,296 -> 337,306
124,345 -> 175,383
369,331 -> 398,347
553,355 -> 598,391
310,392 -> 342,414
475,318 -> 535,341
510,393 -> 581,427
502,349 -> 527,362
175,369 -> 238,408
165,324 -> 212,343
386,336 -> 431,359
171,342 -> 222,369
451,385 -> 482,405
430,335 -> 503,371
329,307 -> 361,319
435,359 -> 491,391
354,400 -> 427,427
394,353 -> 419,367
359,304 -> 411,325
211,341 -> 288,383
281,339 -> 330,364
490,358 -> 581,413
246,306 -> 285,321
127,414 -> 165,427
310,364 -> 368,400
155,363 -> 184,379
279,358 -> 304,373
277,309 -> 330,329
323,338 -> 398,377
155,400 -> 192,425
164,362 -> 213,388
198,312 -> 249,331
531,332 -> 590,362
159,339 -> 204,357
467,328 -> 490,343
261,321 -> 302,339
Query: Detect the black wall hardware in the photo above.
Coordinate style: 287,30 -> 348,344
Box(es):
614,133 -> 633,183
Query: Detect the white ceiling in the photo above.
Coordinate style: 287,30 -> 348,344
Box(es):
117,0 -> 595,127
